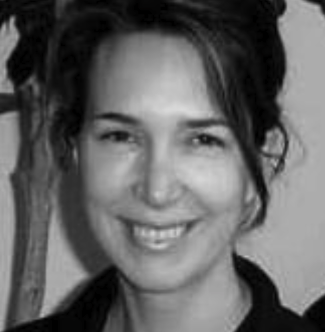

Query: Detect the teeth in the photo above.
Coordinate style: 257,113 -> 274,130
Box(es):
133,224 -> 186,244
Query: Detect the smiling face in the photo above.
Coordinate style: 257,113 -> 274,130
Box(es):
77,32 -> 255,292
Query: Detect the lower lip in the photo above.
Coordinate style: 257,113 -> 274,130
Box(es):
120,218 -> 198,252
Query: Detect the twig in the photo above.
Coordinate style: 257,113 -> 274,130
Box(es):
6,80 -> 57,327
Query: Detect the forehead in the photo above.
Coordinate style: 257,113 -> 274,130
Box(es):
87,32 -> 222,121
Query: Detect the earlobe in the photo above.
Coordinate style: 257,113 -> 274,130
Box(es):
240,181 -> 259,232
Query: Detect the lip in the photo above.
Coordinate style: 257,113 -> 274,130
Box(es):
117,215 -> 199,229
118,215 -> 201,251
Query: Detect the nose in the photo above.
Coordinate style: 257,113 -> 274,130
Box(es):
132,151 -> 184,209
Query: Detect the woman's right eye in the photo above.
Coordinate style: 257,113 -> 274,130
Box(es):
97,129 -> 138,145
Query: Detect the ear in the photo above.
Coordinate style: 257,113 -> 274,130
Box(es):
261,127 -> 284,184
239,177 -> 260,234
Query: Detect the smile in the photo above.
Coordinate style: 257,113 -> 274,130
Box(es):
118,216 -> 198,251
134,223 -> 186,239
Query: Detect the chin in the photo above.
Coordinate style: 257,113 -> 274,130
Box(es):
119,267 -> 194,294
115,252 -> 215,295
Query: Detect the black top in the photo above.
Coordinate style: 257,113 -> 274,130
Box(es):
304,294 -> 325,331
4,256 -> 320,332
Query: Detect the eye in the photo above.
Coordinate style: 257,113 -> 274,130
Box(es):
190,132 -> 227,149
98,129 -> 138,145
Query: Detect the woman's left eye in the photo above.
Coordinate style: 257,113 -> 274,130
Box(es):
189,133 -> 227,149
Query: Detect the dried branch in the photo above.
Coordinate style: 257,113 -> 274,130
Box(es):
6,79 -> 58,327
3,0 -> 72,327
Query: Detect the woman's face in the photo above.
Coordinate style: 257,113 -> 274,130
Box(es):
77,32 -> 255,292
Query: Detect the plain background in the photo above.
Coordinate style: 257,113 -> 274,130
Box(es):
1,0 -> 325,329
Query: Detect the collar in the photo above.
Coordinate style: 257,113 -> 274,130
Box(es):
63,255 -> 290,332
234,255 -> 282,332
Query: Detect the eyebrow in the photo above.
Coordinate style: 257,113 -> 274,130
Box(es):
92,111 -> 229,129
93,112 -> 140,126
183,118 -> 229,129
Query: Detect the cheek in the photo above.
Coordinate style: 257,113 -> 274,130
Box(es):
79,146 -> 134,209
182,157 -> 249,211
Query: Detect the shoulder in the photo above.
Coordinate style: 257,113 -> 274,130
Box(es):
3,267 -> 118,332
272,307 -> 321,332
234,255 -> 321,332
3,313 -> 65,332
304,294 -> 325,330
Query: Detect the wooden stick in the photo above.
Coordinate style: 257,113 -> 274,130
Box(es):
5,0 -> 72,326
6,80 -> 57,327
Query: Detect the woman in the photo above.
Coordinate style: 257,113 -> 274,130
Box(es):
6,0 -> 320,331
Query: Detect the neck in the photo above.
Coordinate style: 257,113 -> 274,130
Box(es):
107,256 -> 251,332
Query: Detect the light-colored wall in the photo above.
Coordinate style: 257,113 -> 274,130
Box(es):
1,0 -> 325,329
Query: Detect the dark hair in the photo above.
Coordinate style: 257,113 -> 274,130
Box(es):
47,0 -> 288,228
302,0 -> 325,14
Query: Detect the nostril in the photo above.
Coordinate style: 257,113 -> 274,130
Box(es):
132,180 -> 171,208
132,172 -> 184,209
132,149 -> 184,208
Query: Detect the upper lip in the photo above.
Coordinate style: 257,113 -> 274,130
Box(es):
117,215 -> 199,228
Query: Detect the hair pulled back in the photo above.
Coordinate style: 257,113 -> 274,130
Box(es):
47,0 -> 288,228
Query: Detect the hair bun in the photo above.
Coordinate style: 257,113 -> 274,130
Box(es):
303,0 -> 325,12
267,0 -> 287,17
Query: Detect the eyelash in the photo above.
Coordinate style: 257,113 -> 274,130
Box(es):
189,133 -> 227,149
98,129 -> 139,144
97,130 -> 227,150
